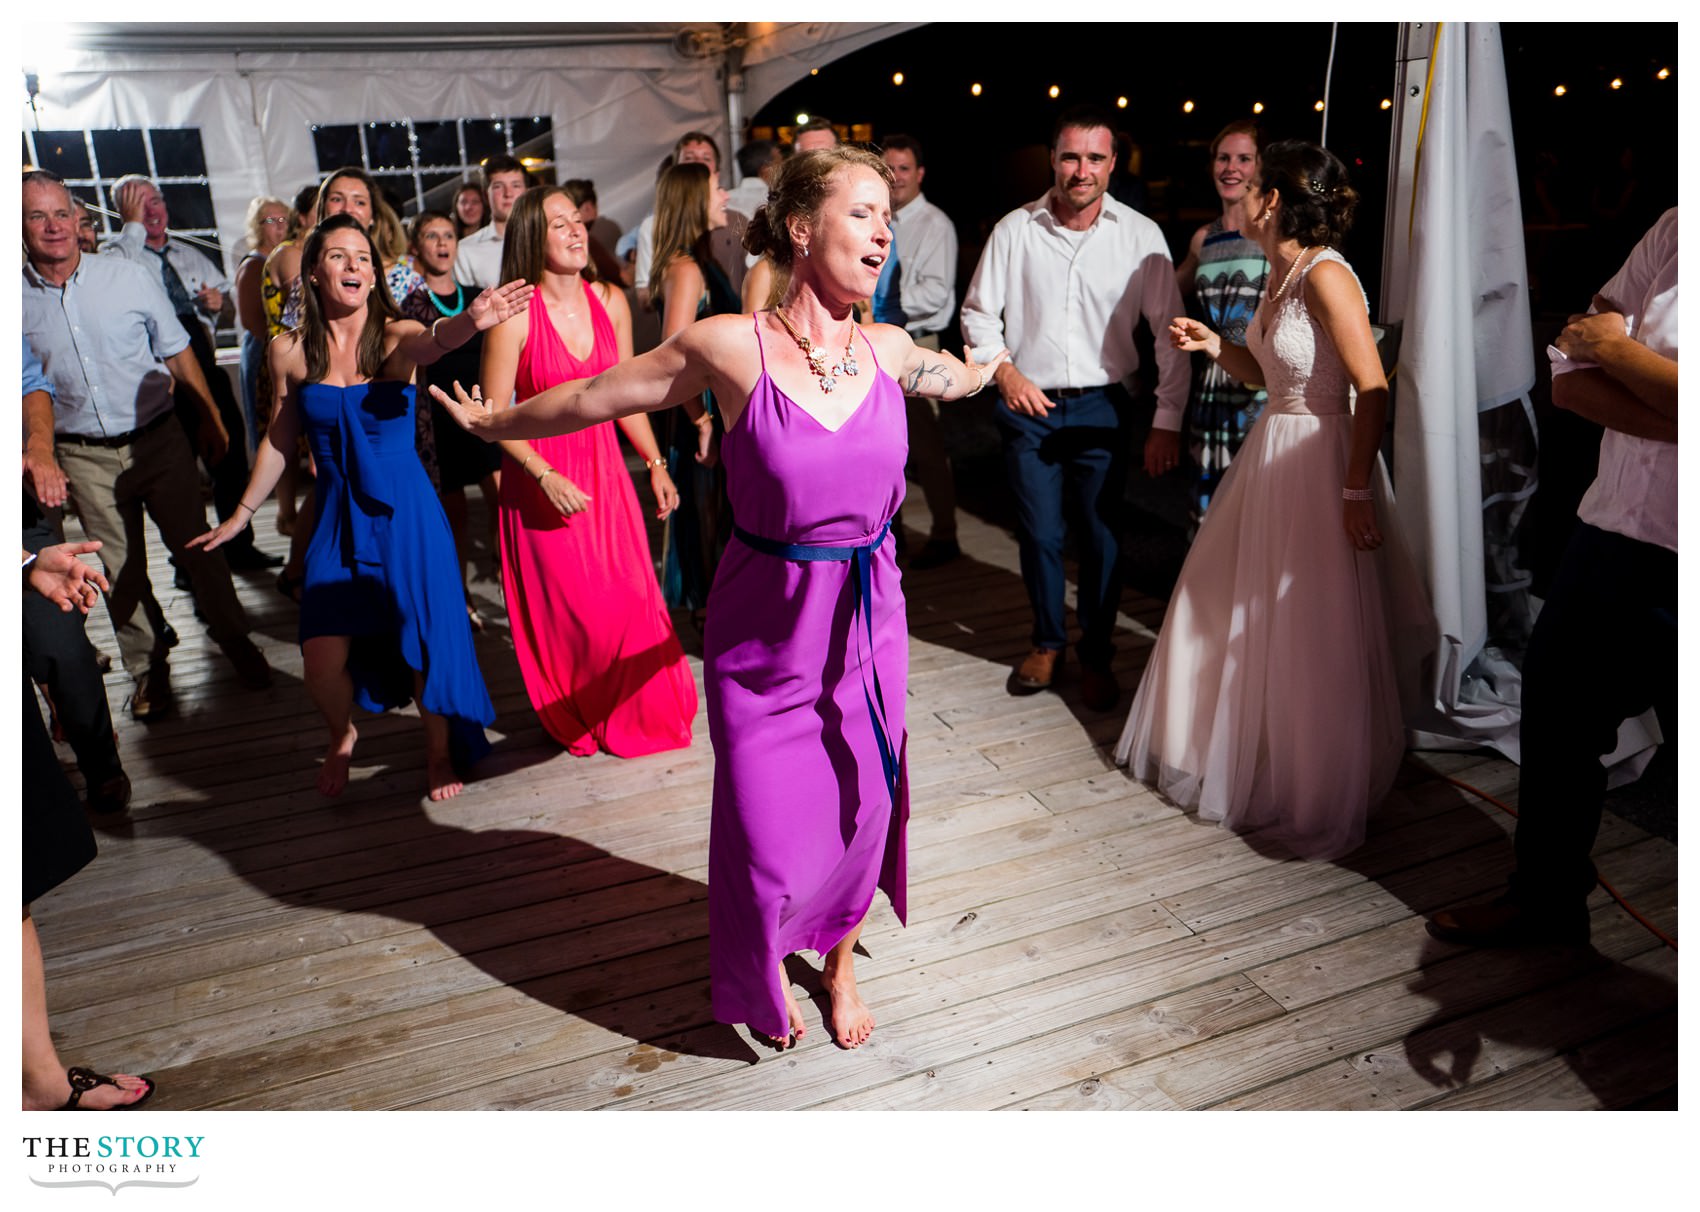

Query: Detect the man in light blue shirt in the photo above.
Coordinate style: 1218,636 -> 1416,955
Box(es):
23,169 -> 272,719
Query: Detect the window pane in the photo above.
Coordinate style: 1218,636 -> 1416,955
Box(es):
150,129 -> 207,176
369,173 -> 414,216
510,117 -> 553,161
463,119 -> 508,166
417,171 -> 461,212
312,124 -> 363,173
366,121 -> 413,171
92,129 -> 149,177
160,182 -> 216,230
413,121 -> 460,168
34,130 -> 92,178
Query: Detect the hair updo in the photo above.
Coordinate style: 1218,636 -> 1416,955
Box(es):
742,146 -> 895,270
1258,139 -> 1359,248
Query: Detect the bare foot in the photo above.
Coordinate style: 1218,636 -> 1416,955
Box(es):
426,752 -> 464,801
759,962 -> 808,1050
318,725 -> 357,797
822,962 -> 875,1048
24,1070 -> 153,1111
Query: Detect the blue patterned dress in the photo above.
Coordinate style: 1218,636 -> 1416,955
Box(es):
1187,221 -> 1269,527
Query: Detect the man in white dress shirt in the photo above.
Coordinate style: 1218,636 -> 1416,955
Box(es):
882,134 -> 963,569
728,139 -> 782,225
1429,208 -> 1678,948
453,155 -> 530,290
961,105 -> 1188,710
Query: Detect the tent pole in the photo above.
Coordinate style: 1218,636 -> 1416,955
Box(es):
723,22 -> 747,183
1379,21 -> 1432,324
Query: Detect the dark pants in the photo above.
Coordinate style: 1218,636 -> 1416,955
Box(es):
1512,522 -> 1677,916
995,384 -> 1130,667
23,515 -> 123,792
173,315 -> 259,556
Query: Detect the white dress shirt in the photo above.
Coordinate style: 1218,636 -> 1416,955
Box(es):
454,223 -> 504,290
103,221 -> 231,340
726,176 -> 770,222
893,191 -> 958,337
961,189 -> 1189,429
634,213 -> 657,293
1566,207 -> 1677,552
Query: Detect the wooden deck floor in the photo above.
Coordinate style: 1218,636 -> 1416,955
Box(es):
37,482 -> 1677,1112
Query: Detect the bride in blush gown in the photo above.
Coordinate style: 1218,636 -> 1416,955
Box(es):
1115,140 -> 1433,860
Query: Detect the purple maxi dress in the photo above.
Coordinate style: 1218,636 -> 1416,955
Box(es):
705,316 -> 911,1039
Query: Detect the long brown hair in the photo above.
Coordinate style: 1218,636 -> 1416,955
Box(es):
315,167 -> 406,263
648,161 -> 715,302
297,214 -> 398,383
499,185 -> 597,288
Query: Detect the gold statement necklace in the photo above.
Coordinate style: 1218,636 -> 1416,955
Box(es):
774,308 -> 859,394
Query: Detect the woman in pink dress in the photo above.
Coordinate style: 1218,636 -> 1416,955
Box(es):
1116,141 -> 1433,860
478,186 -> 695,758
437,148 -> 1005,1051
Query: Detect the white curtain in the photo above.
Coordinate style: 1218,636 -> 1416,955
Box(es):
1391,22 -> 1539,760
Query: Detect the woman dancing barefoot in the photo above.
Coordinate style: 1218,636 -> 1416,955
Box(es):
436,148 -> 1005,1050
194,214 -> 531,801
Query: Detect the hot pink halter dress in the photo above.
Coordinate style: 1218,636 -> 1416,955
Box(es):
705,316 -> 911,1038
497,284 -> 696,757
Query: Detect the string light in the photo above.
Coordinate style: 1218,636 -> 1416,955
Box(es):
1116,96 -> 1128,109
892,71 -> 904,86
1049,85 -> 1060,99
1380,99 -> 1392,109
809,68 -> 818,76
796,112 -> 810,125
1554,84 -> 1567,96
1252,101 -> 1264,114
1609,77 -> 1623,90
1657,67 -> 1670,79
971,82 -> 982,97
1314,100 -> 1325,111
1182,100 -> 1194,113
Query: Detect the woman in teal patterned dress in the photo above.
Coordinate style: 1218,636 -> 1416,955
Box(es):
1175,121 -> 1270,531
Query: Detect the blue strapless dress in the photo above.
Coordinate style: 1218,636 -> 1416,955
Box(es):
298,380 -> 493,765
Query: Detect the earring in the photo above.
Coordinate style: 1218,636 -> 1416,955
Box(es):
802,245 -> 810,259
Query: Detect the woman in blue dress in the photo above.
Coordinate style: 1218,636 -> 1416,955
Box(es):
192,214 -> 532,801
1173,121 -> 1271,531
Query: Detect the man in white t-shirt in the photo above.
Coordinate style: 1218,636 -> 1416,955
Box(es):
1430,208 -> 1678,948
453,155 -> 530,289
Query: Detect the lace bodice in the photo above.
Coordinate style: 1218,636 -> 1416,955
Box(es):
1245,248 -> 1366,415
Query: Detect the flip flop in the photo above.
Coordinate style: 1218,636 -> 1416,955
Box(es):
61,1066 -> 155,1111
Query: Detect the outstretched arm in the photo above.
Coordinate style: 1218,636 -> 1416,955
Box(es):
435,321 -> 716,441
1169,317 -> 1264,388
391,280 -> 534,368
893,327 -> 1008,400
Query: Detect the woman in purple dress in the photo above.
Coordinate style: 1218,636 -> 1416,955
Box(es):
434,148 -> 1005,1051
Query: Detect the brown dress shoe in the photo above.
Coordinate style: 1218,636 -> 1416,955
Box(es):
219,636 -> 274,690
1011,647 -> 1060,694
1080,664 -> 1121,712
127,671 -> 173,722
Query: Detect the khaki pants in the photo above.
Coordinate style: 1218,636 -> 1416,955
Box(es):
58,416 -> 252,680
903,331 -> 957,542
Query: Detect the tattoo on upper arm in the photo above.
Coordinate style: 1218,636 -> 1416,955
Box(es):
904,359 -> 956,396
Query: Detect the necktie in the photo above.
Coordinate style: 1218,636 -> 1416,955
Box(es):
146,243 -> 196,316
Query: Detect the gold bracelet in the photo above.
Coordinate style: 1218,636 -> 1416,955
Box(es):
644,456 -> 667,470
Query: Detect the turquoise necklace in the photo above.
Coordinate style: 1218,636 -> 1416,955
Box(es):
427,280 -> 465,317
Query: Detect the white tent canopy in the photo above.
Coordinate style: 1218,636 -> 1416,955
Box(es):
23,21 -> 916,268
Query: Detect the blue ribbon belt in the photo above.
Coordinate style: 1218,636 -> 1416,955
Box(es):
732,520 -> 898,808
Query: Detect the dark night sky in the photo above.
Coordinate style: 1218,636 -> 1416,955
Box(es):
751,21 -> 1678,320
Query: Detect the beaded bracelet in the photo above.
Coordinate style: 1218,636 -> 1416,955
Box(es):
1341,487 -> 1374,502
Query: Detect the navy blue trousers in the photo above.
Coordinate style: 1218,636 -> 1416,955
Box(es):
995,385 -> 1130,667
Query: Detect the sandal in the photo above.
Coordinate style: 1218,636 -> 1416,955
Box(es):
276,568 -> 305,605
61,1066 -> 155,1111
